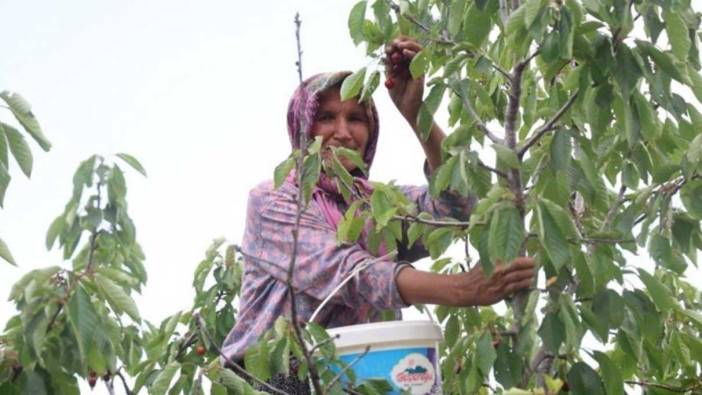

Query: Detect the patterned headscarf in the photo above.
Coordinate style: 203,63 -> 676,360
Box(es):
286,71 -> 380,175
286,72 -> 385,255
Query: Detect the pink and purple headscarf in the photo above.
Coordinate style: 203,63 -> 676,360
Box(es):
286,72 -> 385,254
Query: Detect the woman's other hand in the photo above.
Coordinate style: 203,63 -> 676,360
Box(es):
385,36 -> 425,125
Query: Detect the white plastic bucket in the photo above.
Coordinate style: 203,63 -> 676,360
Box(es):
327,320 -> 443,394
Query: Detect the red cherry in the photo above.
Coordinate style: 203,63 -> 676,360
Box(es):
196,345 -> 206,356
88,376 -> 97,389
384,78 -> 395,89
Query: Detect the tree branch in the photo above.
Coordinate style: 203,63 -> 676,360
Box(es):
115,369 -> 133,395
517,90 -> 579,158
288,14 -> 325,395
193,313 -> 290,395
478,160 -> 509,179
393,214 -> 471,228
452,83 -> 503,144
625,380 -> 702,393
323,346 -> 371,392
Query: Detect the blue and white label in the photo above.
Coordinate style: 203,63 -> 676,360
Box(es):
338,347 -> 441,394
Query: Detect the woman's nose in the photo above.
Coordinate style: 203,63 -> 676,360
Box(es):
334,119 -> 353,141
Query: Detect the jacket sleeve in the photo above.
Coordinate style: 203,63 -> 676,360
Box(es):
241,182 -> 410,311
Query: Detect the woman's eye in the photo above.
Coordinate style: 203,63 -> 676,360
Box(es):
317,113 -> 334,121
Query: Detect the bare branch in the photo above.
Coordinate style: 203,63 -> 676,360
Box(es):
452,84 -> 503,144
289,13 -> 325,395
625,380 -> 702,393
518,90 -> 579,158
308,334 -> 341,355
193,313 -> 290,395
601,184 -> 627,231
393,214 -> 471,228
478,160 -> 509,179
323,346 -> 371,392
115,370 -> 133,395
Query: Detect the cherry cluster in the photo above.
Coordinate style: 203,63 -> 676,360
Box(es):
385,49 -> 410,89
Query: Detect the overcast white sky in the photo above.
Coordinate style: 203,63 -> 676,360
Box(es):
1,1 -> 700,393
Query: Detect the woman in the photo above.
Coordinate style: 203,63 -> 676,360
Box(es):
222,37 -> 535,391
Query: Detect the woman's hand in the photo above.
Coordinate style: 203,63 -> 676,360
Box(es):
396,257 -> 537,307
454,257 -> 536,306
385,36 -> 425,125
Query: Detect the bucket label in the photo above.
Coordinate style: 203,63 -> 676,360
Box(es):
390,353 -> 436,394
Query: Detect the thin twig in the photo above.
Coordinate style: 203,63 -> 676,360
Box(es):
518,90 -> 579,158
193,313 -> 290,395
308,334 -> 341,355
625,380 -> 702,393
115,369 -> 133,395
47,182 -> 104,334
104,379 -> 116,395
289,13 -> 325,395
452,83 -> 503,144
478,161 -> 509,179
323,346 -> 371,392
393,214 -> 471,228
602,185 -> 627,231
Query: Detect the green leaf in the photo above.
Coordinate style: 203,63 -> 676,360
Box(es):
340,68 -> 366,101
550,130 -> 572,171
538,312 -> 565,353
444,315 -> 460,348
536,198 -> 573,270
566,362 -> 605,395
426,227 -> 453,259
335,147 -> 367,175
94,273 -> 142,323
360,70 -> 380,103
591,289 -> 624,328
464,4 -> 492,48
613,45 -> 641,99
475,332 -> 497,376
663,9 -> 691,61
409,50 -> 430,79
524,0 -> 546,28
66,284 -> 99,363
637,269 -> 677,312
45,215 -> 64,251
681,180 -> 702,219
591,352 -> 625,395
448,0 -> 467,37
0,237 -> 16,266
492,144 -> 520,169
348,1 -> 367,46
0,125 -> 8,169
432,156 -> 457,196
4,124 -> 33,177
116,153 -> 147,177
488,203 -> 524,270
273,157 -> 295,189
245,339 -> 271,382
149,361 -> 180,395
621,160 -> 639,189
301,152 -> 321,203
0,163 -> 9,208
0,91 -> 51,151
636,40 -> 689,84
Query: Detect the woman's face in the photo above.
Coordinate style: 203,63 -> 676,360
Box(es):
311,87 -> 370,172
